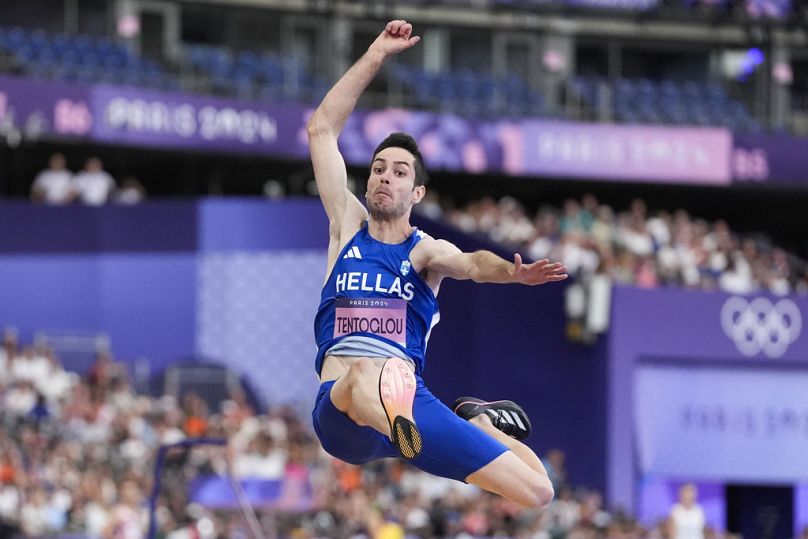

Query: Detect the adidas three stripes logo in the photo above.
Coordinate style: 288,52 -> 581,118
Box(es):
487,408 -> 527,430
343,246 -> 362,259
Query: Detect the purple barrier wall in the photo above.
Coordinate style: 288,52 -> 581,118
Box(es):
608,286 -> 808,518
198,198 -> 328,251
0,199 -> 330,371
0,201 -> 198,253
0,253 -> 197,370
3,74 -> 808,186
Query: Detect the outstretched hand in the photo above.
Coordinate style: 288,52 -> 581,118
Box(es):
369,20 -> 420,57
511,254 -> 569,286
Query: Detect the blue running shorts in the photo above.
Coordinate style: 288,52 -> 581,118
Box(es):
311,374 -> 509,482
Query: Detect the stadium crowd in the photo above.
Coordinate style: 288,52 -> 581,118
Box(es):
0,326 -> 763,539
420,193 -> 808,295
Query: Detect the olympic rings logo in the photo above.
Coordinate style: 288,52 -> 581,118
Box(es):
720,296 -> 802,358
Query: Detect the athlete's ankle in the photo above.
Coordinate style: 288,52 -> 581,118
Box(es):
470,413 -> 494,428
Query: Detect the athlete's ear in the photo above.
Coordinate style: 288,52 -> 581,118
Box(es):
411,185 -> 425,204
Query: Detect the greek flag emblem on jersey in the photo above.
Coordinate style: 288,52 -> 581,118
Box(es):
400,260 -> 411,276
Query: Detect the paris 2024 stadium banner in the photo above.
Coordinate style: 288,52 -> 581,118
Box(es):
1,74 -> 806,185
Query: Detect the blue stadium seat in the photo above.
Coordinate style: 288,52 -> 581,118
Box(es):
572,74 -> 760,130
6,27 -> 27,51
635,78 -> 656,98
659,78 -> 682,99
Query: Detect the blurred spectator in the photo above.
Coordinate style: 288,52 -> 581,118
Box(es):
233,431 -> 286,479
543,447 -> 569,490
114,176 -> 147,204
87,349 -> 126,393
547,484 -> 582,535
263,179 -> 287,199
417,190 -> 444,220
366,506 -> 405,539
669,483 -> 706,539
104,479 -> 147,538
30,153 -> 75,205
181,393 -> 210,437
0,327 -> 19,387
72,157 -> 117,206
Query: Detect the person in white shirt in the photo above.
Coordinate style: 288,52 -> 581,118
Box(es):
72,157 -> 116,206
670,483 -> 706,539
30,153 -> 76,205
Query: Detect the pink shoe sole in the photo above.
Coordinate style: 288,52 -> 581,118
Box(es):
379,357 -> 421,460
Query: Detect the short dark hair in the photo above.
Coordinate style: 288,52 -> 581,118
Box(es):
371,132 -> 428,187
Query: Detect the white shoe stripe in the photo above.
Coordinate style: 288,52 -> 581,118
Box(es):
511,411 -> 526,430
500,411 -> 515,425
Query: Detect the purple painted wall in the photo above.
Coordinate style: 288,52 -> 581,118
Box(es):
0,253 -> 196,370
608,286 -> 808,516
198,198 -> 328,251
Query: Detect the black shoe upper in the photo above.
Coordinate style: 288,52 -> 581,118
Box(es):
451,396 -> 532,441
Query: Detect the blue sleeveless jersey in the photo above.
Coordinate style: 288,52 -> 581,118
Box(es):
314,224 -> 440,376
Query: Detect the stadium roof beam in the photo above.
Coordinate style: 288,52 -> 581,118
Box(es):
186,0 -> 807,47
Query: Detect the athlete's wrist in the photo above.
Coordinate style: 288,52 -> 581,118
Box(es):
365,46 -> 389,63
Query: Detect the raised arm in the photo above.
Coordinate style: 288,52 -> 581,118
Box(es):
419,238 -> 568,286
306,20 -> 420,230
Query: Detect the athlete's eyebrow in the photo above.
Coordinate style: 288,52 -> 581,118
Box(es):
372,158 -> 411,168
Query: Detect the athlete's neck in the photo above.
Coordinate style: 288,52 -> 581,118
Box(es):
367,218 -> 413,244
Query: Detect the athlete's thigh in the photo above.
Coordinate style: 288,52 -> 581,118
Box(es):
312,380 -> 396,465
409,379 -> 509,482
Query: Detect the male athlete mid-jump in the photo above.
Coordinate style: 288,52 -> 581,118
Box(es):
309,20 -> 568,508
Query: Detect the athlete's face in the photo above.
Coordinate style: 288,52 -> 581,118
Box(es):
366,147 -> 425,222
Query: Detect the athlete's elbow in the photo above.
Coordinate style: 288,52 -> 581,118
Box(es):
306,112 -> 332,138
536,482 -> 555,508
526,479 -> 554,509
510,475 -> 554,509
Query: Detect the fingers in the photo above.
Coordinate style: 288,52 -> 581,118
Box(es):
546,262 -> 568,282
386,20 -> 413,38
521,258 -> 551,271
514,256 -> 568,284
